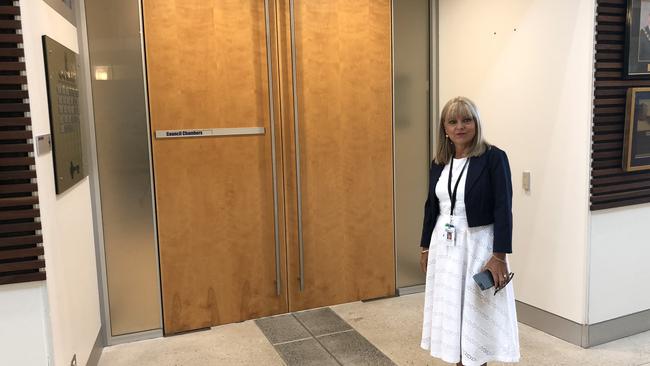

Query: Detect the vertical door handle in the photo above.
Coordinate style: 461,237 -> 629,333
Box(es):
289,0 -> 305,292
264,0 -> 282,297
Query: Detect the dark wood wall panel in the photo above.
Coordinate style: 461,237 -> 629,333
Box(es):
592,0 -> 650,210
0,1 -> 45,285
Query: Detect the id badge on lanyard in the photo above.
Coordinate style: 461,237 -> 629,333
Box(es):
444,222 -> 456,245
445,157 -> 469,247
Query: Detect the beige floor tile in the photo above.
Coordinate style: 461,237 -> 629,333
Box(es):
99,293 -> 650,366
493,322 -> 650,366
332,293 -> 443,366
98,320 -> 284,366
332,293 -> 650,366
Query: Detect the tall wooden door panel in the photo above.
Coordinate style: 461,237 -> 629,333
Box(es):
278,0 -> 395,311
144,0 -> 395,333
143,0 -> 287,334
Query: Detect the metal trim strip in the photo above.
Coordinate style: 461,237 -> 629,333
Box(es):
154,127 -> 266,139
289,0 -> 305,292
264,0 -> 282,297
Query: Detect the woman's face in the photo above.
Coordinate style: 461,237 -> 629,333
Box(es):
444,114 -> 476,148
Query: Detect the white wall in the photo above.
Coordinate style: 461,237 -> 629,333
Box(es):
589,203 -> 650,324
439,0 -> 595,323
18,1 -> 102,365
0,283 -> 50,365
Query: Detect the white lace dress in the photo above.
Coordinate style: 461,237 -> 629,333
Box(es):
420,157 -> 520,365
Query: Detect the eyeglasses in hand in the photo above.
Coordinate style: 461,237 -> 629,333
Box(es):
494,272 -> 515,296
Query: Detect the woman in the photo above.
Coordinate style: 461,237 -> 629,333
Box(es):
419,97 -> 520,366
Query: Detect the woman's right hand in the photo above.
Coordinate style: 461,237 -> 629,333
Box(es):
420,250 -> 428,273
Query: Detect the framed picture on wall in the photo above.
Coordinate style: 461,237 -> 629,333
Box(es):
625,0 -> 650,77
623,88 -> 650,171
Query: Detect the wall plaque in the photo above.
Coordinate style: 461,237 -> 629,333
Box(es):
42,36 -> 86,194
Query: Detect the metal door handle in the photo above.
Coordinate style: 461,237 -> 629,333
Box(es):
264,0 -> 282,297
289,0 -> 305,292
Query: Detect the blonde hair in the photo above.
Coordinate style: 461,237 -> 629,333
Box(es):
435,96 -> 490,165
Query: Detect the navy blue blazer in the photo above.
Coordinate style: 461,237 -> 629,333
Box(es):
420,146 -> 513,253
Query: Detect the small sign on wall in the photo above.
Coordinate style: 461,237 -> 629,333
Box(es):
42,36 -> 86,194
43,0 -> 76,26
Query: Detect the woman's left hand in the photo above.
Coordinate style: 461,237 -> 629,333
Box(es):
483,253 -> 509,289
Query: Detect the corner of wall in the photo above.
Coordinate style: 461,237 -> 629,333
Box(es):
19,0 -> 102,365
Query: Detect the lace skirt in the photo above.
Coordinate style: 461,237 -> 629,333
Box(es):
420,214 -> 520,366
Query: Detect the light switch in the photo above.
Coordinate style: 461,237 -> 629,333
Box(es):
36,134 -> 52,156
522,171 -> 531,192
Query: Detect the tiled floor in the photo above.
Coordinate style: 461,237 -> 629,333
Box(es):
255,308 -> 393,365
98,293 -> 650,366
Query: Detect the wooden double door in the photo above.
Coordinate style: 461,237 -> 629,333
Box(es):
143,0 -> 395,335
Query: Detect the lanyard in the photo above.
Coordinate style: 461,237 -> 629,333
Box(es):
447,157 -> 469,217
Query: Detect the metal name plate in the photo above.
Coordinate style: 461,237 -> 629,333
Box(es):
155,127 -> 265,139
